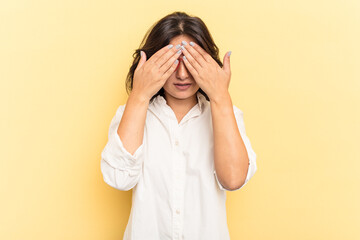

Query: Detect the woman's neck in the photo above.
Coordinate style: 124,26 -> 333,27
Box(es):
164,92 -> 198,122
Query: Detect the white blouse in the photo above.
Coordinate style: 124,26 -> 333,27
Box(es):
100,91 -> 257,240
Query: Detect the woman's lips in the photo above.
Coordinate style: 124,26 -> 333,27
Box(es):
174,83 -> 191,90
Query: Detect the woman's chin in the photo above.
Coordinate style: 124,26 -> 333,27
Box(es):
166,91 -> 193,100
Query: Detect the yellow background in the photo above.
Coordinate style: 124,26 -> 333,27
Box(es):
1,0 -> 359,239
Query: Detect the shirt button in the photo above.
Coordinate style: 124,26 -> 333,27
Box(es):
175,140 -> 179,146
176,209 -> 180,214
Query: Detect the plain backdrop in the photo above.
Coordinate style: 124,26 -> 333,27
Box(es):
1,0 -> 359,239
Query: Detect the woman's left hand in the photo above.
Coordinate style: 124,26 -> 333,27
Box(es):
180,41 -> 232,101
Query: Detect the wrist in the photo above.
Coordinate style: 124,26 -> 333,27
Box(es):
209,91 -> 231,105
128,91 -> 150,106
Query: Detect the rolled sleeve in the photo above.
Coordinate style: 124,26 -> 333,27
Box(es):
214,106 -> 257,191
101,105 -> 145,190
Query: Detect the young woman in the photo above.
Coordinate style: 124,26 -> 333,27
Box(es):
101,11 -> 257,240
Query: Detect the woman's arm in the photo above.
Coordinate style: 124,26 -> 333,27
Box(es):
100,92 -> 149,191
118,92 -> 149,155
210,92 -> 250,190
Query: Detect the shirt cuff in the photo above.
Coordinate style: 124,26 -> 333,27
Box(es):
101,131 -> 144,177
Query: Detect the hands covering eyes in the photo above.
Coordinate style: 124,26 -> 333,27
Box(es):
179,40 -> 232,102
132,41 -> 231,102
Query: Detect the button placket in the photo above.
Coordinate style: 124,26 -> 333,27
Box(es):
172,123 -> 184,239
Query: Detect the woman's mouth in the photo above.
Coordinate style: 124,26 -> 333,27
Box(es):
174,83 -> 191,90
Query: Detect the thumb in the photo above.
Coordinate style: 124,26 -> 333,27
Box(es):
222,51 -> 231,74
137,50 -> 147,69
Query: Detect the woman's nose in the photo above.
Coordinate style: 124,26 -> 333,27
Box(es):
176,57 -> 189,75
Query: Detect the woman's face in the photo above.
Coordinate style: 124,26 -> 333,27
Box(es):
162,35 -> 200,101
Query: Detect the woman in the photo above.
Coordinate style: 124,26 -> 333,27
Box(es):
101,11 -> 257,240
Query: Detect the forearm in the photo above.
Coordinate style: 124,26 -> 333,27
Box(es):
117,92 -> 149,155
210,92 -> 249,189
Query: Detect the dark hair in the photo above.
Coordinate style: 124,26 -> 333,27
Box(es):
125,11 -> 224,103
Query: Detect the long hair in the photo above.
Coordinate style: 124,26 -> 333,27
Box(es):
125,11 -> 224,103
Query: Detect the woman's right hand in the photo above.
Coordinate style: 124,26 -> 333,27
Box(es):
131,44 -> 183,101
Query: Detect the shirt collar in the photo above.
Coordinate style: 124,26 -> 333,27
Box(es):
148,91 -> 208,122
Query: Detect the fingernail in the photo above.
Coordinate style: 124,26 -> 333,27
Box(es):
168,44 -> 173,49
174,59 -> 179,65
183,55 -> 187,60
140,51 -> 143,57
189,42 -> 195,46
177,49 -> 182,54
175,44 -> 181,49
181,46 -> 185,50
227,51 -> 232,57
181,40 -> 187,45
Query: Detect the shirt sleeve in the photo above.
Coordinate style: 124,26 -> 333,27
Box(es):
214,105 -> 258,191
100,104 -> 145,191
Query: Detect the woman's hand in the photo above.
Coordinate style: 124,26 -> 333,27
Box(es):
180,41 -> 232,102
132,44 -> 183,101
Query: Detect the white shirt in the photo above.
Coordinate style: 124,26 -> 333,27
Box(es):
101,91 -> 257,240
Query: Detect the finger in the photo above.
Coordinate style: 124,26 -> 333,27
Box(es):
181,41 -> 207,67
136,50 -> 147,70
222,51 -> 231,75
156,44 -> 182,69
159,47 -> 183,74
187,41 -> 213,63
147,44 -> 175,65
161,58 -> 180,81
181,55 -> 199,78
180,44 -> 202,71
